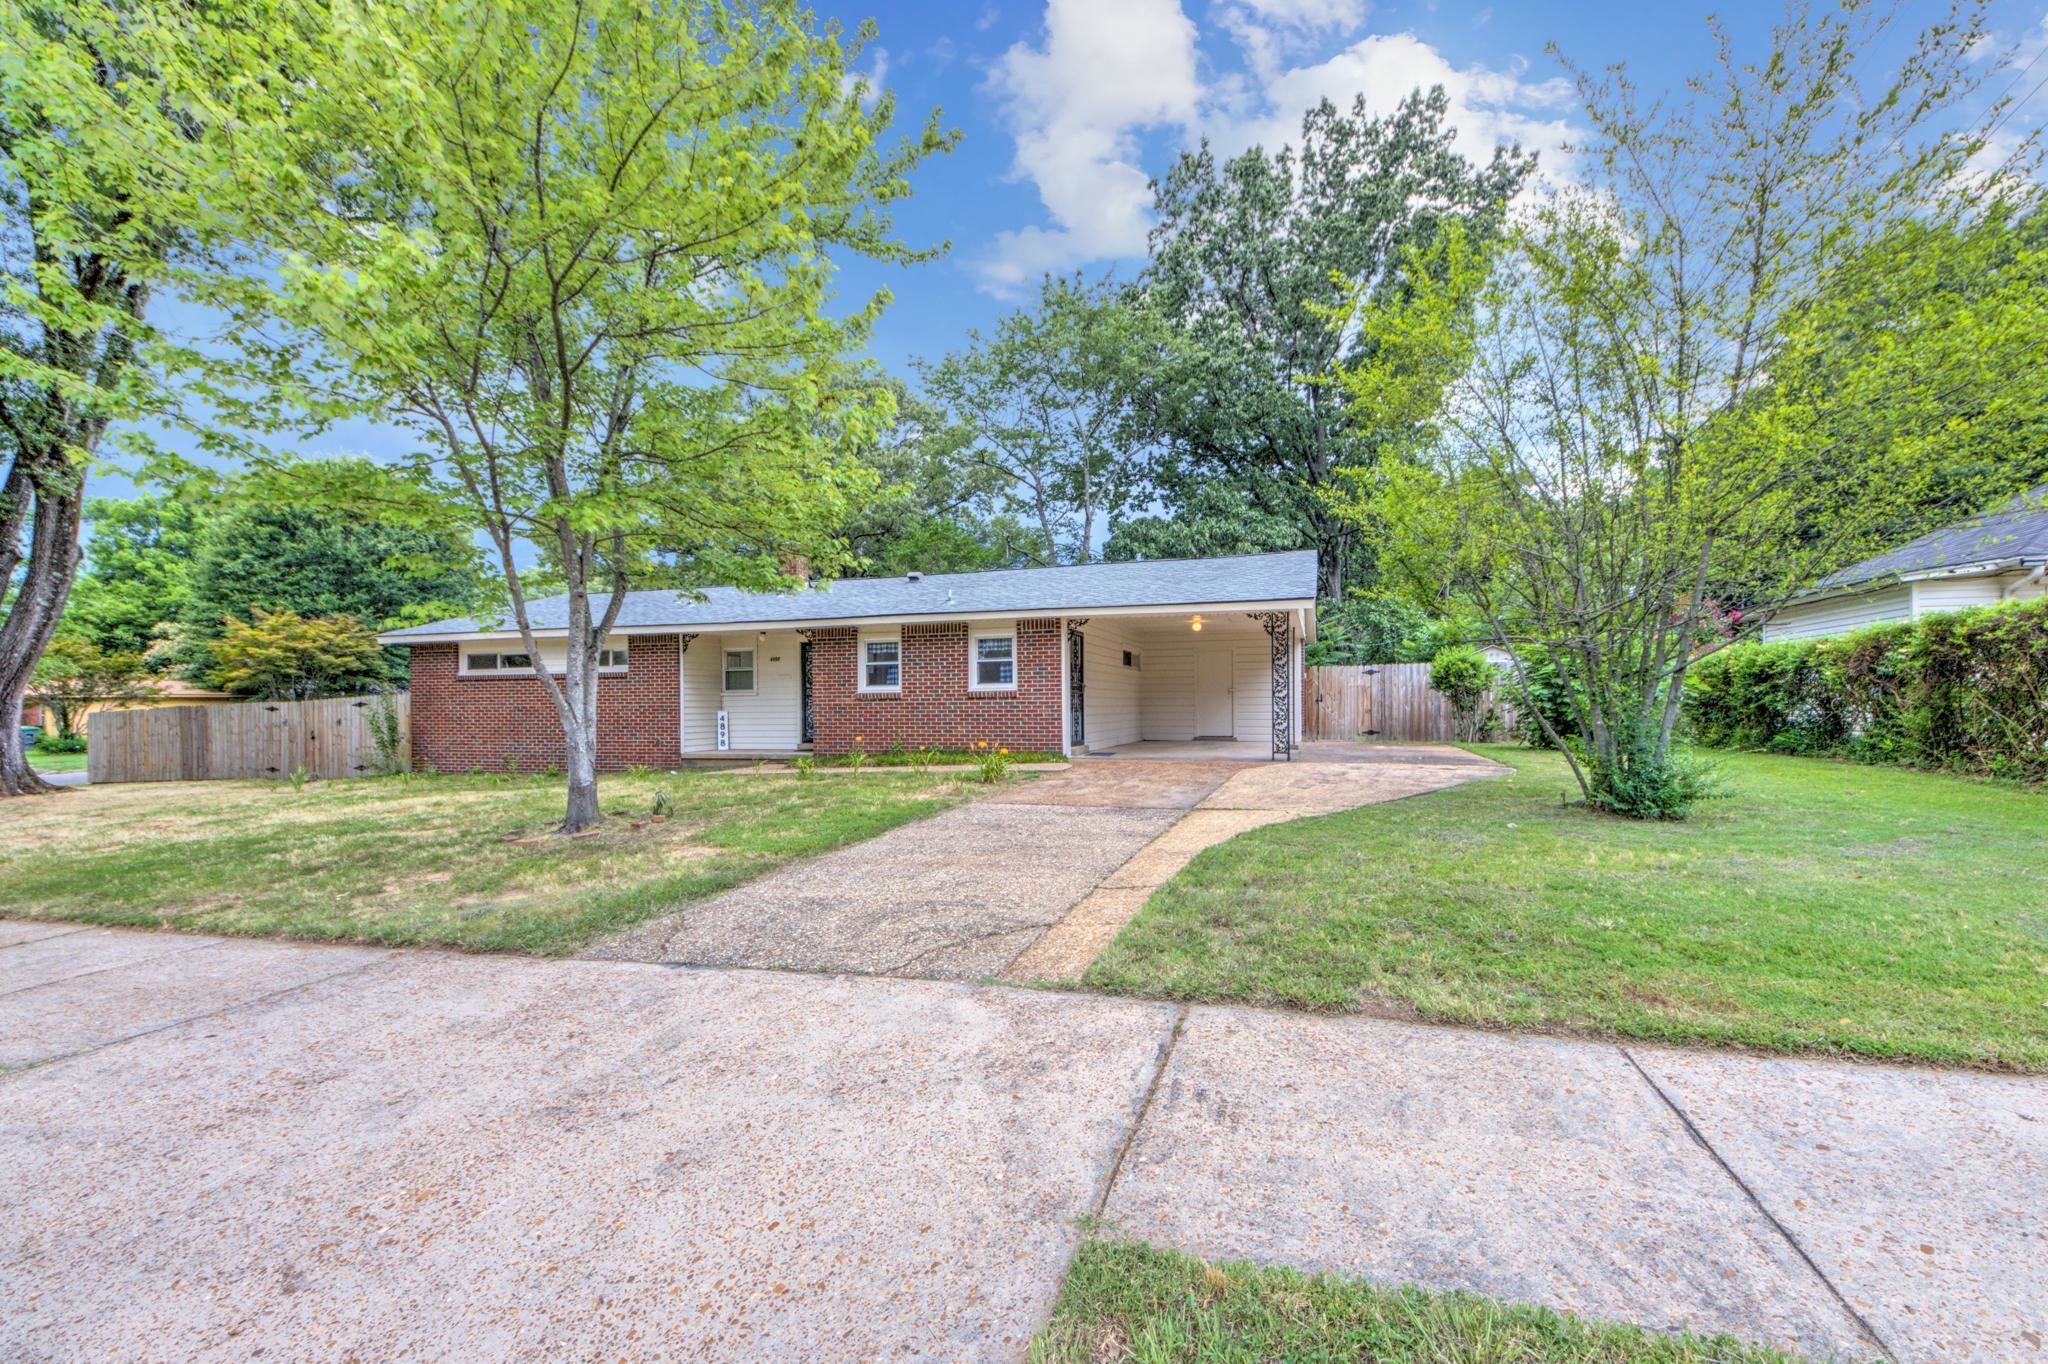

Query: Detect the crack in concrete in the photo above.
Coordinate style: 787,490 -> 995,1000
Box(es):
1619,1045 -> 1896,1362
2,952 -> 399,1077
1093,1003 -> 1189,1219
0,933 -> 225,1001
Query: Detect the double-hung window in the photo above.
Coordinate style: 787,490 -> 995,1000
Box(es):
860,634 -> 901,692
970,629 -> 1016,691
723,649 -> 756,694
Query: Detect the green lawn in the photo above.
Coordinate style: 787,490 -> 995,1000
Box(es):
1084,746 -> 2048,1071
1033,1238 -> 1808,1364
28,748 -> 88,773
0,768 -> 970,955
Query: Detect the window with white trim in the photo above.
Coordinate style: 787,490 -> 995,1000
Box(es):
460,641 -> 626,676
723,648 -> 756,694
859,632 -> 901,692
969,628 -> 1016,691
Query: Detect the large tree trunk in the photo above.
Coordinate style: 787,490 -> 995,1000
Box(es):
558,637 -> 602,834
0,469 -> 85,798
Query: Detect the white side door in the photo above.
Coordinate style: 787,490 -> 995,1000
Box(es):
1195,648 -> 1235,738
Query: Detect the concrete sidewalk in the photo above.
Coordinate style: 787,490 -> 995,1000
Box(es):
3,923 -> 2043,1362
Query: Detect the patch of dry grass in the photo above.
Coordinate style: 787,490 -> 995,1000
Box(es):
0,768 -> 970,955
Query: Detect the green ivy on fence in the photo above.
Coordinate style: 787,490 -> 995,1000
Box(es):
1684,597 -> 2048,782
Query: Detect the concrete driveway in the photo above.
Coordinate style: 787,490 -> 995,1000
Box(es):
591,743 -> 1501,981
4,923 -> 2043,1362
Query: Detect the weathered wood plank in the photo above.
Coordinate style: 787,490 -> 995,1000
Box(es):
86,693 -> 410,784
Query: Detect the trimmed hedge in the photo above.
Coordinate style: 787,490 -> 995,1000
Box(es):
1683,596 -> 2048,782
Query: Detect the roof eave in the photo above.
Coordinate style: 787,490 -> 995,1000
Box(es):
377,596 -> 1319,646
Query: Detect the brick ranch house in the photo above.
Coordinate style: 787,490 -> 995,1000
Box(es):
377,551 -> 1318,769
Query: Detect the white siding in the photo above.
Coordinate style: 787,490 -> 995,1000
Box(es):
1912,575 -> 2007,618
1760,586 -> 1911,641
681,635 -> 721,753
704,630 -> 802,751
1081,621 -> 1143,748
1139,639 -> 1196,739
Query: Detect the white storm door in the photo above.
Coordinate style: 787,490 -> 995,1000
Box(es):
1194,648 -> 1235,737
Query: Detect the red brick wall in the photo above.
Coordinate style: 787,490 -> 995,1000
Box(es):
810,617 -> 1063,756
406,636 -> 681,773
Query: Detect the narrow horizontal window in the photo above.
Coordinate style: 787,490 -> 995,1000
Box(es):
500,653 -> 532,670
972,633 -> 1015,690
465,653 -> 499,671
862,638 -> 900,691
598,646 -> 629,668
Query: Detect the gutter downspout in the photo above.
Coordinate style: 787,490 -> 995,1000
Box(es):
2002,565 -> 2046,598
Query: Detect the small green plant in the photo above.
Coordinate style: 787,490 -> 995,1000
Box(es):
846,735 -> 868,773
629,764 -> 657,781
287,763 -> 311,792
365,691 -> 407,776
1429,645 -> 1499,743
791,754 -> 816,778
973,741 -> 1011,784
651,789 -> 674,817
32,733 -> 88,755
910,745 -> 935,777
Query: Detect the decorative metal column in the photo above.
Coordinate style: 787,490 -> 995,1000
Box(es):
1066,619 -> 1088,748
1249,612 -> 1293,761
793,630 -> 815,746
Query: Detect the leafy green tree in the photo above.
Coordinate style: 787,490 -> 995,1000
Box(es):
174,496 -> 483,676
61,493 -> 210,656
839,383 -> 1049,574
1139,90 -> 1533,599
1105,482 -> 1305,564
214,0 -> 953,831
1360,2 -> 2011,817
1766,203 -> 2048,565
209,609 -> 384,700
1306,591 -> 1438,666
919,276 -> 1152,564
28,636 -> 148,740
0,1 -> 305,796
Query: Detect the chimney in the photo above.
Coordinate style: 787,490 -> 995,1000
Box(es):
781,553 -> 811,582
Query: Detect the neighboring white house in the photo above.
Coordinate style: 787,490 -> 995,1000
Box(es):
1762,485 -> 2048,641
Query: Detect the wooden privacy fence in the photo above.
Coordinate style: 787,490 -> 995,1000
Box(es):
1306,663 -> 1519,743
87,693 -> 409,784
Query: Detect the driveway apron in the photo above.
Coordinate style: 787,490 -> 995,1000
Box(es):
589,746 -> 1501,981
586,761 -> 1244,979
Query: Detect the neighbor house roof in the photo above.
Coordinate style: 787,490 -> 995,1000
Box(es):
1806,484 -> 2048,596
379,550 -> 1320,642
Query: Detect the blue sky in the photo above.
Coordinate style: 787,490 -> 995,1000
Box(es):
107,0 -> 2048,505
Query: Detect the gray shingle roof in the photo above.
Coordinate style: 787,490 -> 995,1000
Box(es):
1813,484 -> 2048,592
382,550 -> 1319,639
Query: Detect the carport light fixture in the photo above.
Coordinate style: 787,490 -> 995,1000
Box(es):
1190,614 -> 1204,632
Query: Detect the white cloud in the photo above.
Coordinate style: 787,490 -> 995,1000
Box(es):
1205,31 -> 1577,177
1216,0 -> 1369,81
975,3 -> 1580,293
840,48 -> 890,111
976,0 -> 1202,295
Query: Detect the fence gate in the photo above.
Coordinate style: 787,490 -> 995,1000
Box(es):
1306,663 -> 1514,743
87,693 -> 409,784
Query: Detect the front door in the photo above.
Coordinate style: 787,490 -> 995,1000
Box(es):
1195,648 -> 1234,737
